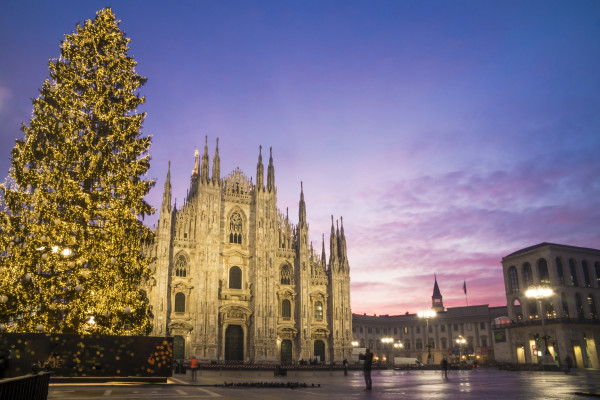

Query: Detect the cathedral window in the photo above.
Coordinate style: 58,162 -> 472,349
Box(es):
174,254 -> 187,277
229,266 -> 242,289
175,293 -> 185,313
229,212 -> 243,244
282,299 -> 291,318
314,301 -> 323,320
280,265 -> 293,285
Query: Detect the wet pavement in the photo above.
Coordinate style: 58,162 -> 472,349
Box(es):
48,367 -> 600,399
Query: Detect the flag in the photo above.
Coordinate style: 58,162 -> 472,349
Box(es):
463,280 -> 467,295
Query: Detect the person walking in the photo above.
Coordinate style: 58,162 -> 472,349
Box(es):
343,358 -> 349,376
441,357 -> 448,379
190,356 -> 199,382
564,355 -> 573,374
359,348 -> 374,390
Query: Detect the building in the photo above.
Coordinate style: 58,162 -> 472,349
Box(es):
494,243 -> 600,368
145,138 -> 353,364
352,276 -> 507,365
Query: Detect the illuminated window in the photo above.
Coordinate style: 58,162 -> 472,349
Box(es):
314,301 -> 323,320
569,259 -> 579,286
588,294 -> 597,320
229,266 -> 242,289
175,293 -> 185,313
537,258 -> 550,284
582,261 -> 591,288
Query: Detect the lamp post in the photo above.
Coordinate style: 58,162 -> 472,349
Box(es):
455,336 -> 466,364
418,310 -> 436,364
525,286 -> 554,364
381,337 -> 393,364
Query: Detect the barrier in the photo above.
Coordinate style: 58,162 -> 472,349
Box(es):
0,371 -> 53,400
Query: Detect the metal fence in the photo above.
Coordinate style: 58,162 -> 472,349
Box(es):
0,372 -> 53,400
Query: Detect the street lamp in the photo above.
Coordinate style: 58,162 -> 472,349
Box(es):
381,337 -> 393,363
418,310 -> 436,364
455,336 -> 466,363
525,286 -> 554,363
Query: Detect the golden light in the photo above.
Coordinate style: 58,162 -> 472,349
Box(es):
417,310 -> 437,319
525,286 -> 553,299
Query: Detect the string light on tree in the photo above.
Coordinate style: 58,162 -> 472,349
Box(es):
0,8 -> 154,335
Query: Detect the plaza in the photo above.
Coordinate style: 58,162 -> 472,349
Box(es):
48,367 -> 600,399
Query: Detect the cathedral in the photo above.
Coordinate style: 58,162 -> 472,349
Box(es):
145,138 -> 353,364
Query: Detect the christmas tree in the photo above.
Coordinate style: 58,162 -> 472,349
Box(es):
0,8 -> 154,335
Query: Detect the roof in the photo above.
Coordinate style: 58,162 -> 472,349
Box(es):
502,242 -> 600,260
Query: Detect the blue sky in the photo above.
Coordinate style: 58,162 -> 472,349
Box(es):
1,1 -> 599,314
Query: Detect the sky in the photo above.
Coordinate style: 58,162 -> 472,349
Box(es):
1,1 -> 599,316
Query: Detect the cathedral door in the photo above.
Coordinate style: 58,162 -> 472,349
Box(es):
173,335 -> 185,360
314,340 -> 325,362
225,325 -> 244,362
281,339 -> 293,363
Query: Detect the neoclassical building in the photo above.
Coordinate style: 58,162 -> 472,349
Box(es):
494,243 -> 600,368
352,277 -> 507,365
145,138 -> 353,364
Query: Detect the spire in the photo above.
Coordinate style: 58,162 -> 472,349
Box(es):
299,181 -> 306,226
321,233 -> 327,268
329,215 -> 338,267
267,147 -> 275,193
256,145 -> 264,191
432,274 -> 445,312
212,137 -> 220,185
200,135 -> 210,183
191,149 -> 199,182
162,161 -> 172,212
340,216 -> 348,261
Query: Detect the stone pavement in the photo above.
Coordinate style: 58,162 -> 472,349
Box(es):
48,367 -> 600,399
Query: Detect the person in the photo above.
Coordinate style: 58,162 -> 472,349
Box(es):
343,358 -> 349,376
565,355 -> 573,374
441,357 -> 448,379
358,348 -> 374,390
190,356 -> 199,381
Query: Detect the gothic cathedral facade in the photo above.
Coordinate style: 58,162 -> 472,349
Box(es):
146,138 -> 353,364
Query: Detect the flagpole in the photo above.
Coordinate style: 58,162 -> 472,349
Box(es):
463,280 -> 468,307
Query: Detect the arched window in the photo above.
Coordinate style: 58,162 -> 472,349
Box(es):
360,339 -> 365,347
513,298 -> 523,321
280,265 -> 292,285
588,294 -> 597,320
441,338 -> 447,349
523,263 -> 533,287
282,299 -> 291,318
416,339 -> 423,350
537,258 -> 550,284
229,266 -> 242,289
544,298 -> 555,319
575,293 -> 585,320
509,266 -> 519,293
582,261 -> 591,288
174,254 -> 187,277
175,292 -> 185,313
314,301 -> 323,320
528,300 -> 538,320
556,258 -> 565,285
569,259 -> 579,286
595,262 -> 600,288
229,212 -> 243,244
561,293 -> 570,319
